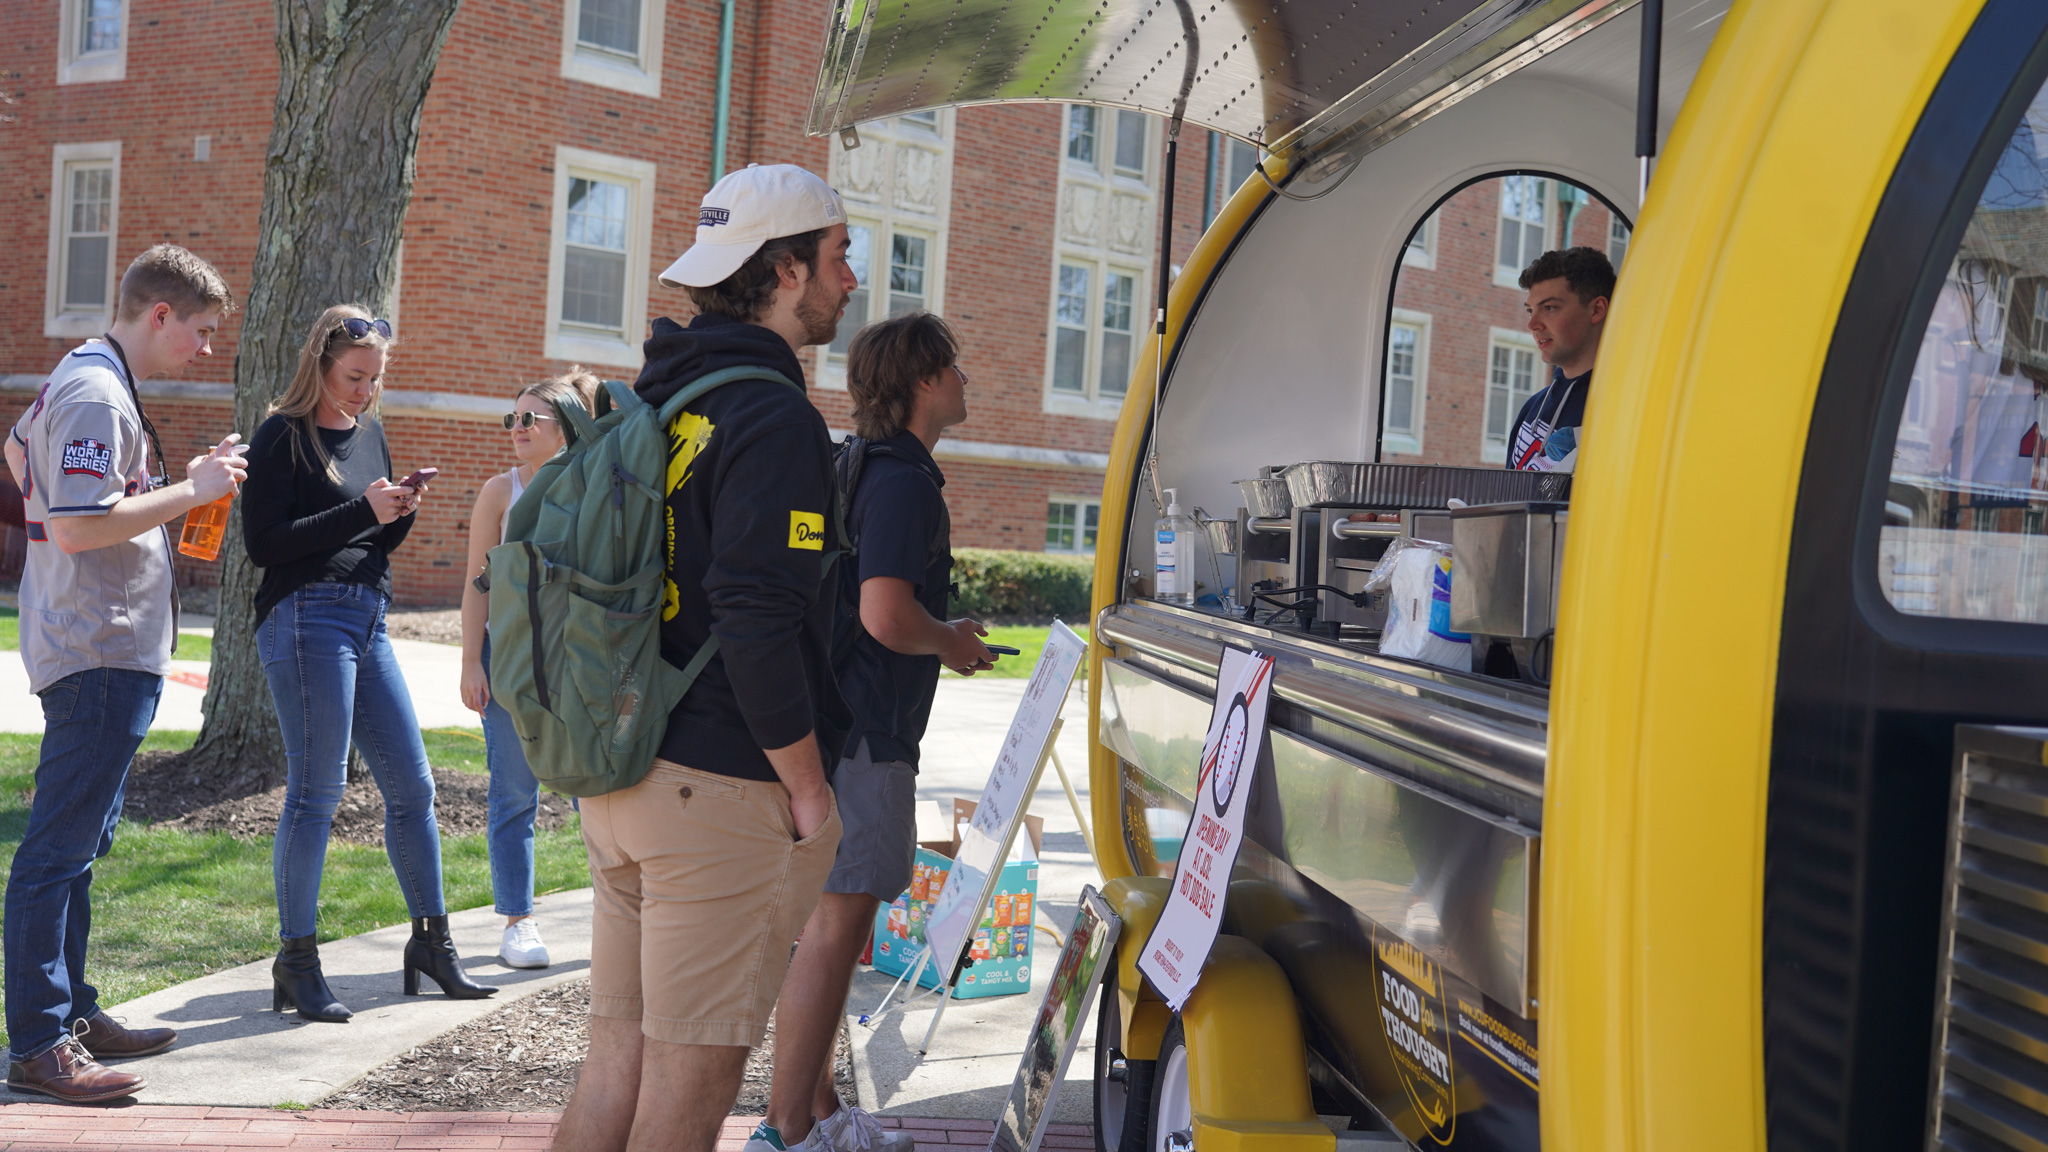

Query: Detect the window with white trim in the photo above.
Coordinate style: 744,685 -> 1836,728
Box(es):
1050,261 -> 1142,400
544,146 -> 655,368
1403,212 -> 1436,269
44,141 -> 120,338
1483,331 -> 1541,464
58,0 -> 126,84
823,113 -> 954,387
1113,110 -> 1149,178
1608,214 -> 1632,268
825,218 -> 935,370
1046,498 -> 1101,553
560,0 -> 664,97
1066,106 -> 1150,180
1382,310 -> 1430,456
1496,176 -> 1549,286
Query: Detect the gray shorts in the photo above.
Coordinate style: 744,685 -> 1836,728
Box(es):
825,739 -> 919,901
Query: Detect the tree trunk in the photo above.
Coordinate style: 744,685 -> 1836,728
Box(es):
189,0 -> 462,788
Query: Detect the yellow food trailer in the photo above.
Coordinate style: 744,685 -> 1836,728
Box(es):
811,0 -> 2048,1147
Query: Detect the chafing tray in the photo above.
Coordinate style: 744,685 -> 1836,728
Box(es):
1283,462 -> 1573,509
1234,477 -> 1294,518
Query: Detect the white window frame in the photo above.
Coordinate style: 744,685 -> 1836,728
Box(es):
559,0 -> 664,97
1382,308 -> 1431,457
1045,497 -> 1102,554
818,111 -> 955,388
44,141 -> 121,339
1495,176 -> 1550,288
1481,328 -> 1541,464
58,0 -> 127,84
543,145 -> 656,369
1045,256 -> 1145,409
1402,213 -> 1436,270
1608,214 -> 1631,269
1111,109 -> 1151,181
820,216 -> 942,387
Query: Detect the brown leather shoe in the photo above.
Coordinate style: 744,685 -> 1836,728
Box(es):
76,1011 -> 176,1059
6,1036 -> 145,1104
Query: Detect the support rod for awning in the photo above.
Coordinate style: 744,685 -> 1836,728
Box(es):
1147,0 -> 1199,513
1636,0 -> 1663,204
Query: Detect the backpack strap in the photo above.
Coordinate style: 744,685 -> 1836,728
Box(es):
653,365 -> 801,425
552,396 -> 603,447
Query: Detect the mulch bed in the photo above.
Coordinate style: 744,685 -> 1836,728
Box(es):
326,977 -> 858,1114
383,608 -> 465,646
119,748 -> 574,846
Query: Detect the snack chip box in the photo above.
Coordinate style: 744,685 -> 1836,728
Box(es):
870,798 -> 1043,999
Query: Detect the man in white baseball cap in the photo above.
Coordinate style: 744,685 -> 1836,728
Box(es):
554,163 -> 859,1152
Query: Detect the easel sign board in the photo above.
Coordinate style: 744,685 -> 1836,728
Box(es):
925,620 -> 1087,982
990,885 -> 1122,1152
1137,645 -> 1275,1011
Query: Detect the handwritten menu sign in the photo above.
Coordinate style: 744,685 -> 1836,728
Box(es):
924,621 -> 1088,981
1137,646 -> 1275,1010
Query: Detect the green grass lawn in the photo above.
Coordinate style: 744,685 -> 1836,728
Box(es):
945,623 -> 1091,680
0,605 -> 212,660
0,728 -> 588,1050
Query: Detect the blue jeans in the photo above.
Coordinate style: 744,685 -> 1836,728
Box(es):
259,583 -> 445,940
4,667 -> 162,1062
480,635 -> 540,917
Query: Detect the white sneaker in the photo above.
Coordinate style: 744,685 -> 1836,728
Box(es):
819,1105 -> 915,1152
498,919 -> 550,969
744,1122 -> 836,1152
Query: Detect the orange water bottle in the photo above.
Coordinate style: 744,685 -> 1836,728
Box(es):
177,492 -> 235,561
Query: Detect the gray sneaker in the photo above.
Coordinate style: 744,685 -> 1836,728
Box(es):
819,1105 -> 916,1152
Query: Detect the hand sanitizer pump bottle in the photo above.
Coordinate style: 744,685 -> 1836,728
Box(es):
1154,488 -> 1196,606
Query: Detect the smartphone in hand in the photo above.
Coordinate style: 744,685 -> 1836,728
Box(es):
985,644 -> 1022,656
397,466 -> 439,489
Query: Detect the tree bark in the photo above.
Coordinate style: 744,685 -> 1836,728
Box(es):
190,0 -> 462,788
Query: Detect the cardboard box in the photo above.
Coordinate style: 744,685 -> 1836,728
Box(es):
871,798 -> 1043,999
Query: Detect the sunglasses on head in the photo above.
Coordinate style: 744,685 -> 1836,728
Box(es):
329,317 -> 393,343
503,411 -> 558,430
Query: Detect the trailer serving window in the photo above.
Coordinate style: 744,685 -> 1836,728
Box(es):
1877,77 -> 2048,624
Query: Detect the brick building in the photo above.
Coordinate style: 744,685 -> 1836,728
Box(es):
0,0 -> 1230,603
1382,173 -> 1631,467
1,0 -> 1629,603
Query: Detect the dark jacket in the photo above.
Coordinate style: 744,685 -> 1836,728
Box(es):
242,414 -> 416,625
637,313 -> 852,781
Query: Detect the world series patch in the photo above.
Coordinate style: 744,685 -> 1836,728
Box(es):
62,437 -> 112,478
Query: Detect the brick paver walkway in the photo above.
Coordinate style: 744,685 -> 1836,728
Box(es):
0,1105 -> 1094,1151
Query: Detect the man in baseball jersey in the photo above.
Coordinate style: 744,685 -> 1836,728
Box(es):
2,245 -> 246,1104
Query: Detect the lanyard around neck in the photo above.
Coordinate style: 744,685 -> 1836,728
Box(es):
100,333 -> 170,488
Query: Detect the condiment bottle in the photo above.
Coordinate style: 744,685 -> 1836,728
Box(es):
177,492 -> 235,561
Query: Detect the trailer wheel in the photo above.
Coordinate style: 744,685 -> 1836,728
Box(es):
1095,969 -> 1153,1152
1148,1015 -> 1191,1152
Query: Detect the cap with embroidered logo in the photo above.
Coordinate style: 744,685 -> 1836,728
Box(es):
658,164 -> 847,289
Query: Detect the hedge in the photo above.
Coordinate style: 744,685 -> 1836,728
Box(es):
950,548 -> 1094,622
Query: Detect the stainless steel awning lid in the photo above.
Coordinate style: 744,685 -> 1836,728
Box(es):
807,0 -> 1636,161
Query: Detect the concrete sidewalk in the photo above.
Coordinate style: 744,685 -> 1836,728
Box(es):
0,890 -> 596,1108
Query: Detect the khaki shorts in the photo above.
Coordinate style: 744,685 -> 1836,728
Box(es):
581,758 -> 842,1047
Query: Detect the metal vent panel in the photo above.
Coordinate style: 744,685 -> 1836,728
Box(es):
1932,728 -> 2048,1151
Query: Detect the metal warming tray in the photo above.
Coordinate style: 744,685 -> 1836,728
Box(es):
1234,473 -> 1294,518
1283,462 -> 1573,509
1448,502 -> 1569,639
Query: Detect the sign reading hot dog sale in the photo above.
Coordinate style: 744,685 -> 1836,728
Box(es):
1137,646 -> 1275,1010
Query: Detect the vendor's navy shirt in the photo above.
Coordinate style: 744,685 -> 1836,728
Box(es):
1507,367 -> 1591,471
839,431 -> 952,769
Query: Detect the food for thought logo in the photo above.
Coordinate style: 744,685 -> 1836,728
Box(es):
1373,928 -> 1456,1145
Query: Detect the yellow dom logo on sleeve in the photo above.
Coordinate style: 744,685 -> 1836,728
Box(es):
789,511 -> 825,550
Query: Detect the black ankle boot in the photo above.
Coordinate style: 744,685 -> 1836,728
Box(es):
272,934 -> 351,1022
402,916 -> 499,999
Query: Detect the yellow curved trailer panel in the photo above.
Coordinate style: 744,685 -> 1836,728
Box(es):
1540,0 -> 1982,1147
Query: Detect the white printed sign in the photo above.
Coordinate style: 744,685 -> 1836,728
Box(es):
1137,645 -> 1276,1010
924,621 -> 1089,977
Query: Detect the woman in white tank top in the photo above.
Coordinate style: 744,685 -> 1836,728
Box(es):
458,369 -> 599,970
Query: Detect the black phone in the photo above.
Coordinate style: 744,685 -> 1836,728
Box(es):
985,644 -> 1021,656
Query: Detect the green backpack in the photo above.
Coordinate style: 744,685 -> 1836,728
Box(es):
484,366 -> 823,797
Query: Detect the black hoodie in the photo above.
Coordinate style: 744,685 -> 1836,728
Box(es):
636,313 -> 851,781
